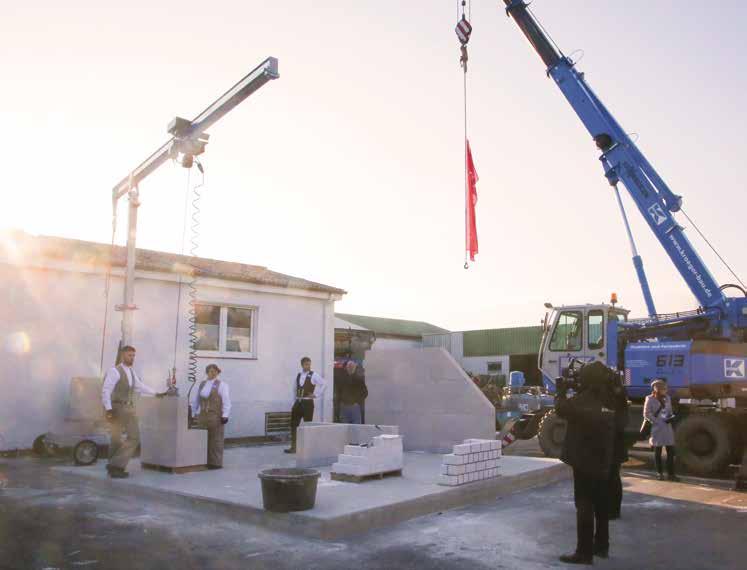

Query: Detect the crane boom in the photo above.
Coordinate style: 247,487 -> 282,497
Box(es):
503,1 -> 726,313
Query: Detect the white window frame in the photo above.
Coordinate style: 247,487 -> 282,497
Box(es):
195,303 -> 258,359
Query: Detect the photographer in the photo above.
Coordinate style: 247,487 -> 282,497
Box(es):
556,361 -> 616,565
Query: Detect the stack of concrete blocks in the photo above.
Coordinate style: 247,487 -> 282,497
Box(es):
331,434 -> 404,478
438,438 -> 501,486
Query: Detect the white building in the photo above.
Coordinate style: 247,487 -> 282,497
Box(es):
0,232 -> 345,451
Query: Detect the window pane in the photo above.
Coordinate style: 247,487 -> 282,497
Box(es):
195,304 -> 220,351
588,311 -> 604,349
226,307 -> 252,353
549,311 -> 582,351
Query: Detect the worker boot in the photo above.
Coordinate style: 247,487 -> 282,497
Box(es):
559,552 -> 593,565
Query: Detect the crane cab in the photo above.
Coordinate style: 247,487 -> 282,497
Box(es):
539,303 -> 629,392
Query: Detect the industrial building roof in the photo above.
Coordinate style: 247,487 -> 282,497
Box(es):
462,326 -> 544,357
1,231 -> 346,296
335,313 -> 448,339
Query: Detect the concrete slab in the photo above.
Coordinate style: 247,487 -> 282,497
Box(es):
54,445 -> 569,540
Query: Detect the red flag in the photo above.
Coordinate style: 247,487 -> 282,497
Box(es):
466,139 -> 479,262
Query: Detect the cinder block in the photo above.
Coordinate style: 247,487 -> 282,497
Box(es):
480,442 -> 490,452
457,475 -> 465,485
338,454 -> 369,466
344,445 -> 366,457
445,464 -> 466,476
439,474 -> 459,486
453,443 -> 471,455
332,463 -> 370,477
470,443 -> 482,454
443,453 -> 466,465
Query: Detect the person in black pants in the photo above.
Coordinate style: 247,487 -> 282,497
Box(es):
605,375 -> 629,520
556,362 -> 616,565
285,357 -> 325,454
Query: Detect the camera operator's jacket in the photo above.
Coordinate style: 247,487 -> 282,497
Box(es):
556,391 -> 615,478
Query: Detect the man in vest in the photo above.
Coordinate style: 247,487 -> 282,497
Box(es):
101,345 -> 163,478
285,356 -> 326,454
190,364 -> 231,469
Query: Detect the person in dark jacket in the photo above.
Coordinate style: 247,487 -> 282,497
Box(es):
556,361 -> 615,565
335,360 -> 368,424
605,373 -> 629,520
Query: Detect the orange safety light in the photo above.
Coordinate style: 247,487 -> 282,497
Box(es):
610,292 -> 618,306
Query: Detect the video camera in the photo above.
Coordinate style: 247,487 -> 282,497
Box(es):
555,359 -> 623,400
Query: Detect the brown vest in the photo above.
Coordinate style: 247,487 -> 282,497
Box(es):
198,380 -> 223,419
111,365 -> 134,405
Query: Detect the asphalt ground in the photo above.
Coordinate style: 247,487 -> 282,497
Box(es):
1,452 -> 746,570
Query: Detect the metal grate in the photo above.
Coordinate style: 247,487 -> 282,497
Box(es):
265,412 -> 291,435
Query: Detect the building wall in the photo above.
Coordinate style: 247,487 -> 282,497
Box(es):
365,348 -> 495,453
460,356 -> 510,376
0,259 -> 336,450
370,337 -> 421,351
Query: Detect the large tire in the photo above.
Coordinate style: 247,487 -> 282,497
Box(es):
675,414 -> 735,477
537,409 -> 566,458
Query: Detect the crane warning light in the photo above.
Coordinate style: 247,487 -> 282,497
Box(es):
610,292 -> 618,306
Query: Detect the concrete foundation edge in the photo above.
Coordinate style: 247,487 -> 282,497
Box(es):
51,462 -> 571,540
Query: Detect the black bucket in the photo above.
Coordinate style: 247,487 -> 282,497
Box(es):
258,467 -> 321,512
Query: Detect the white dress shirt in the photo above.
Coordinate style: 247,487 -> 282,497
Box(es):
294,370 -> 325,399
190,379 -> 231,418
101,364 -> 158,410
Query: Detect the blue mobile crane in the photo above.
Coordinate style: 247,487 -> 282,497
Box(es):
499,1 -> 747,479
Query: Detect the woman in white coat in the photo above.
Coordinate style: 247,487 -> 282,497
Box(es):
643,379 -> 678,481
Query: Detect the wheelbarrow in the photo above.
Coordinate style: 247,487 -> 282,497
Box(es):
33,377 -> 110,466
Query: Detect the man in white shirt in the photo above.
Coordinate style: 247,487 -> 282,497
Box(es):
101,345 -> 161,478
190,364 -> 231,468
285,356 -> 325,454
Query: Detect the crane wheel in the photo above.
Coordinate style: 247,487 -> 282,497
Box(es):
675,414 -> 734,477
537,409 -> 566,458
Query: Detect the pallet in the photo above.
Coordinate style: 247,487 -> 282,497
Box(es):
141,462 -> 208,475
330,469 -> 402,484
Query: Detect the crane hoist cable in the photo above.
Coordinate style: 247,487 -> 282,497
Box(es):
456,0 -> 474,269
98,194 -> 119,377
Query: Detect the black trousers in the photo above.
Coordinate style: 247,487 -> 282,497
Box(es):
573,469 -> 609,557
654,446 -> 675,476
290,399 -> 314,447
608,463 -> 622,518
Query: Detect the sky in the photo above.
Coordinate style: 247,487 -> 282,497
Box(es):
2,1 -> 745,332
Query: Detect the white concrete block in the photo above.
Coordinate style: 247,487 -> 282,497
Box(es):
443,454 -> 466,465
453,443 -> 471,455
457,475 -> 465,485
470,443 -> 482,454
439,474 -> 459,486
480,442 -> 490,452
445,464 -> 465,476
338,454 -> 369,466
344,445 -> 366,457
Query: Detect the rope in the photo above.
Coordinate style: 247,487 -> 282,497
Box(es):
680,208 -> 745,289
98,198 -> 118,377
460,0 -> 471,269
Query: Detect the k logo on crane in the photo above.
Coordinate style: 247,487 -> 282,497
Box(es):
724,359 -> 746,378
647,203 -> 668,226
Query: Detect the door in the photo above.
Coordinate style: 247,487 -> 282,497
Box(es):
585,308 -> 606,364
541,309 -> 585,382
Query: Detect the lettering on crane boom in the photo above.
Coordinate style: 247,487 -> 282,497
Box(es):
647,204 -> 668,226
656,354 -> 685,368
724,359 -> 746,378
